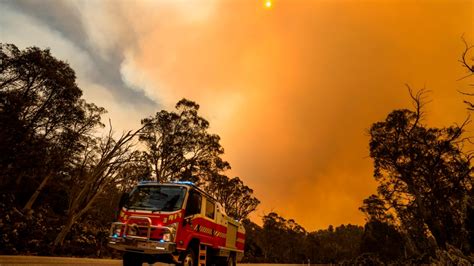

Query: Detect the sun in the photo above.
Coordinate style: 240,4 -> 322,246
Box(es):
264,0 -> 272,9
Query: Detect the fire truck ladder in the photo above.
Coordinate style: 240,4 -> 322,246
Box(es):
198,244 -> 207,266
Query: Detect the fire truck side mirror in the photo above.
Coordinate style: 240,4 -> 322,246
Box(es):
183,217 -> 192,226
116,192 -> 129,219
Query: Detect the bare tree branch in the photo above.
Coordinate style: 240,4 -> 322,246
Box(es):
459,35 -> 474,75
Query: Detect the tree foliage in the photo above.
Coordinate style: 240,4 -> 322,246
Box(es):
364,89 -> 473,254
204,174 -> 260,220
359,194 -> 394,224
359,220 -> 406,261
0,43 -> 106,211
139,99 -> 229,183
306,224 -> 364,264
258,212 -> 307,263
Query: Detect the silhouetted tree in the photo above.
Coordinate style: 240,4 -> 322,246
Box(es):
307,224 -> 364,264
23,101 -> 106,211
139,99 -> 229,183
241,219 -> 264,262
53,125 -> 143,247
0,43 -> 105,210
256,212 -> 307,263
0,43 -> 122,256
360,220 -> 406,261
458,37 -> 474,254
459,36 -> 474,93
112,150 -> 152,192
367,88 -> 473,251
467,189 -> 474,252
359,194 -> 394,224
205,174 -> 260,220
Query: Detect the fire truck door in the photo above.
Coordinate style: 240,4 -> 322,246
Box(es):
183,190 -> 203,240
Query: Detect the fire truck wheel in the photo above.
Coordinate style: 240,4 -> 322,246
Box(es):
123,252 -> 143,266
227,253 -> 236,266
180,249 -> 197,266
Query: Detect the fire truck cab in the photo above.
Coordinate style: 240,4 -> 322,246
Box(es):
108,181 -> 245,266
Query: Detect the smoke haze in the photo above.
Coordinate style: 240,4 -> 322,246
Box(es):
1,0 -> 472,230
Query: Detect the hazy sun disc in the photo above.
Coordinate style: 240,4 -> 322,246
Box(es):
265,0 -> 272,8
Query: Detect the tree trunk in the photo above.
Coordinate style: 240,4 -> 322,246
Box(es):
53,213 -> 77,247
53,187 -> 100,248
23,174 -> 51,211
406,176 -> 445,249
426,217 -> 447,249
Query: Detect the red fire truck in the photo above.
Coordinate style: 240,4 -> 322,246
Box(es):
108,181 -> 245,266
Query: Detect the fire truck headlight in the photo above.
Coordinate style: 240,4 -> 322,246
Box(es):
162,232 -> 172,242
163,222 -> 178,242
113,228 -> 121,238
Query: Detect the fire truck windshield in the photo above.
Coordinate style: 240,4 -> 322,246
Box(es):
125,185 -> 186,212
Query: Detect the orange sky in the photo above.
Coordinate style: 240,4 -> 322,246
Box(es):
2,0 -> 473,230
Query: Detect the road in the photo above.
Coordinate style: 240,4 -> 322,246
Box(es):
0,256 -> 305,266
0,256 -> 170,266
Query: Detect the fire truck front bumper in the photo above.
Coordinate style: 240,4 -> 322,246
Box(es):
108,236 -> 176,254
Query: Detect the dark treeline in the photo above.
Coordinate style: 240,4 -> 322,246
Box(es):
242,213 -> 364,264
1,42 -> 474,264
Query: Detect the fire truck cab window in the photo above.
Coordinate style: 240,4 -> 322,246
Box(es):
185,190 -> 202,217
205,199 -> 215,219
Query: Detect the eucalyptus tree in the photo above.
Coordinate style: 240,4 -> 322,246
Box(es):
367,89 -> 472,250
0,43 -> 105,210
54,125 -> 143,247
139,99 -> 229,183
205,174 -> 260,221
